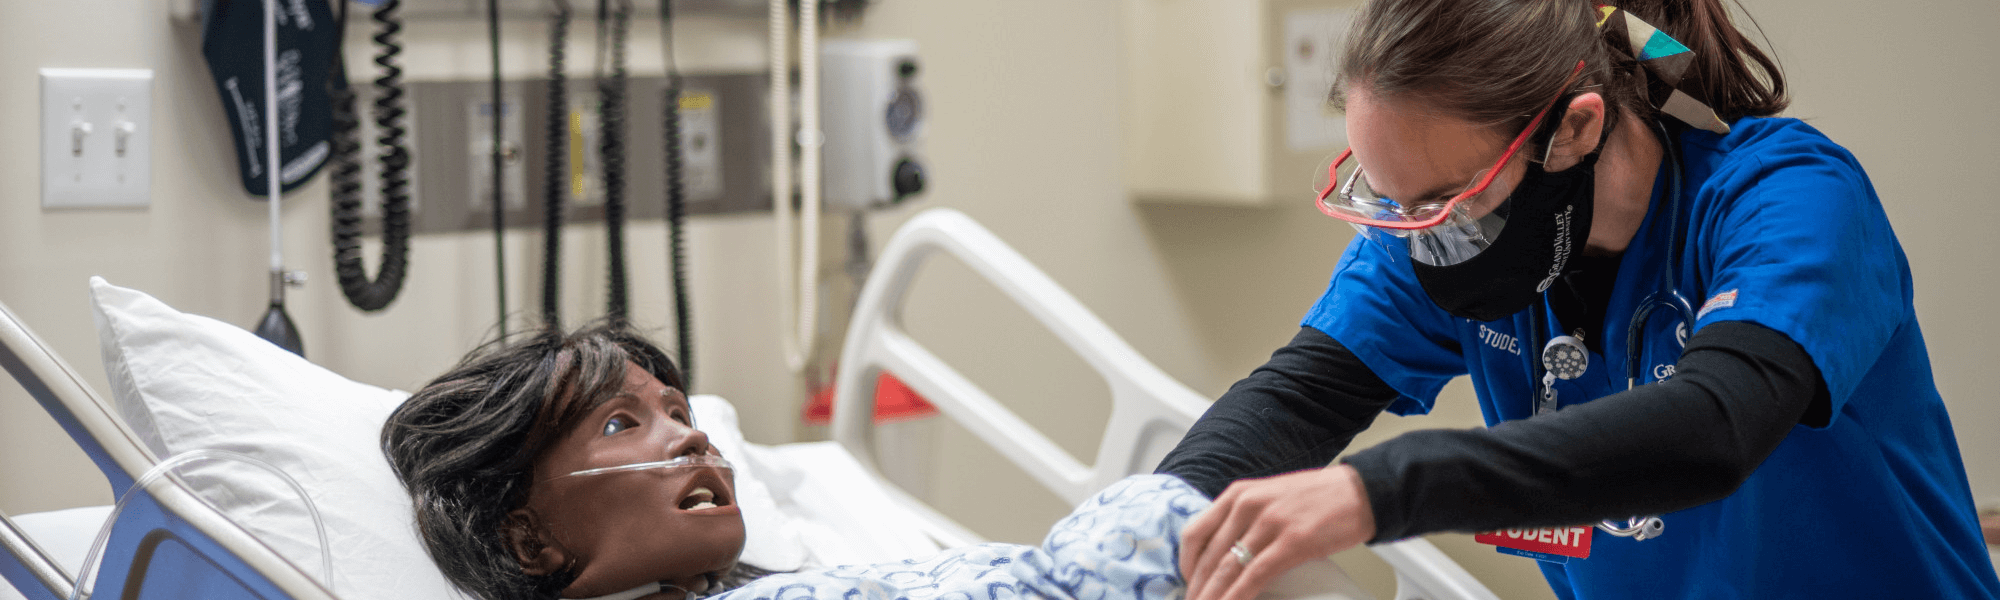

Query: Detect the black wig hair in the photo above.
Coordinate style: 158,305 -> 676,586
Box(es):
380,320 -> 683,600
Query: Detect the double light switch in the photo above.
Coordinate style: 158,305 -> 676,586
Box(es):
41,68 -> 153,209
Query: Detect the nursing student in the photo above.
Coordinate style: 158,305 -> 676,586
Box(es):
1154,1 -> 2000,598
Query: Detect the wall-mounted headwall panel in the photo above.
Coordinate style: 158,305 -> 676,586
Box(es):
349,72 -> 770,234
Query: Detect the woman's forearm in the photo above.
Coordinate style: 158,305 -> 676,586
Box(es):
1346,320 -> 1824,542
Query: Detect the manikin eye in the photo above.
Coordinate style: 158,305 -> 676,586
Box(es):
602,416 -> 637,436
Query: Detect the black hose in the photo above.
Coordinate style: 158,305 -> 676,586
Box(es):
660,0 -> 693,390
599,0 -> 632,323
488,0 -> 509,338
543,2 -> 571,329
328,0 -> 412,312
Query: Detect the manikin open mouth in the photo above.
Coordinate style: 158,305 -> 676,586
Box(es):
678,487 -> 725,510
677,471 -> 733,511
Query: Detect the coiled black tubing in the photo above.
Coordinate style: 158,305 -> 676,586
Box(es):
487,0 -> 509,338
598,0 -> 632,324
328,0 -> 411,312
543,2 -> 571,329
660,0 -> 694,390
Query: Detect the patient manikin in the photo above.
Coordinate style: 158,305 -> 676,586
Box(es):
510,363 -> 746,599
383,322 -> 1208,600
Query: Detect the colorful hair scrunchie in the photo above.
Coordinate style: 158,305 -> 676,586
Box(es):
1596,5 -> 1732,134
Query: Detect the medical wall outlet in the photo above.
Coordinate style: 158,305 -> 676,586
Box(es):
41,69 -> 152,209
820,39 -> 926,211
468,94 -> 528,214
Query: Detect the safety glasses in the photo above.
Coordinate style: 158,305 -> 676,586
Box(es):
1315,61 -> 1586,231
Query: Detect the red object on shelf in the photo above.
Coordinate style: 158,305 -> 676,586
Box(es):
803,371 -> 938,425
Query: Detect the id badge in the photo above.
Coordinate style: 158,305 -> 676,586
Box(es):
1474,526 -> 1593,563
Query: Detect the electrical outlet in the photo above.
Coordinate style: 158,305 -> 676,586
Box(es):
41,68 -> 152,209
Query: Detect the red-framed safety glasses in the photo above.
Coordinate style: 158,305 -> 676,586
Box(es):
1316,60 -> 1587,230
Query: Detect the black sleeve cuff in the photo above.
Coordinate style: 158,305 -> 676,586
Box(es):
1156,327 -> 1401,498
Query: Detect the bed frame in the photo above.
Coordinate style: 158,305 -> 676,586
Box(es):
1,207 -> 1496,600
0,296 -> 338,600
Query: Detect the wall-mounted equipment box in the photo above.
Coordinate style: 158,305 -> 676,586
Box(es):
821,39 -> 927,211
1121,0 -> 1355,206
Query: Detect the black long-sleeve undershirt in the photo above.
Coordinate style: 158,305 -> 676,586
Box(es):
1154,321 -> 1826,544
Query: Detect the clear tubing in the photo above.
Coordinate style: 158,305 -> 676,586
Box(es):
70,449 -> 334,600
555,454 -> 733,479
265,0 -> 284,298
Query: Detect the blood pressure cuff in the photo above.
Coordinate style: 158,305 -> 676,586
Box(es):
200,0 -> 338,197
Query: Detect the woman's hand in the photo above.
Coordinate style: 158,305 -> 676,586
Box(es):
1180,464 -> 1376,600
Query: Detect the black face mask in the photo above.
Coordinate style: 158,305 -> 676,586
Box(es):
1411,151 -> 1599,322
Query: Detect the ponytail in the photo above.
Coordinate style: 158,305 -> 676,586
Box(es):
1604,0 -> 1787,122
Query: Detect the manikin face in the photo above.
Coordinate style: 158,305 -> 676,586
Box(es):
513,362 -> 745,599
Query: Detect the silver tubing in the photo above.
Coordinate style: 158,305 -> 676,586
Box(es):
264,0 -> 285,299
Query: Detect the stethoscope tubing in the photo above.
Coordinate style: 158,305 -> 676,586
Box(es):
1529,119 -> 1693,542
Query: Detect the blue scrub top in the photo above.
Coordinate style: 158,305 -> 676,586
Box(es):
1303,117 -> 2000,599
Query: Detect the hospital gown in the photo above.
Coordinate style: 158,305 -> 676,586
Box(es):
712,474 -> 1203,600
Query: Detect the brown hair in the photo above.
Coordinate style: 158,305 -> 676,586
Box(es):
1331,0 -> 1787,139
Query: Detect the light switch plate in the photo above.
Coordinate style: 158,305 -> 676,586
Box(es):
42,68 -> 153,209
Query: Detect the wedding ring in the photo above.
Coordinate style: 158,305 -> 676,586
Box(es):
1230,542 -> 1253,565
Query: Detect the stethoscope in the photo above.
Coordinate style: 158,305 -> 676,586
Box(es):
1529,119 -> 1695,542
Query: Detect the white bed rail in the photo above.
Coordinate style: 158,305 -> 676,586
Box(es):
0,301 -> 335,600
830,208 -> 1498,600
831,208 -> 1209,506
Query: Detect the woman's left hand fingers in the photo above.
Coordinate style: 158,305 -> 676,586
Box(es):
1186,486 -> 1255,600
1182,465 -> 1378,600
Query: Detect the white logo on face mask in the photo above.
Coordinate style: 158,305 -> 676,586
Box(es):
1535,205 -> 1575,293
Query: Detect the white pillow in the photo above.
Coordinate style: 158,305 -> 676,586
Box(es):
87,278 -> 801,599
90,277 -> 464,599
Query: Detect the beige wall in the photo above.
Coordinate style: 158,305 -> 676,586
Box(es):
1,1 -> 1994,599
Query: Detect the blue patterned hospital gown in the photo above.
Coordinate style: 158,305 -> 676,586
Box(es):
713,475 -> 1207,600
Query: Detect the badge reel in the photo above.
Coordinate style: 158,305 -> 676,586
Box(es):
1484,333 -> 1664,564
1538,333 -> 1588,415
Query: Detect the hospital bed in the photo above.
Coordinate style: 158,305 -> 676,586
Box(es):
0,208 -> 1498,600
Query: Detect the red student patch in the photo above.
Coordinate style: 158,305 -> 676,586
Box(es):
1475,525 -> 1593,563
